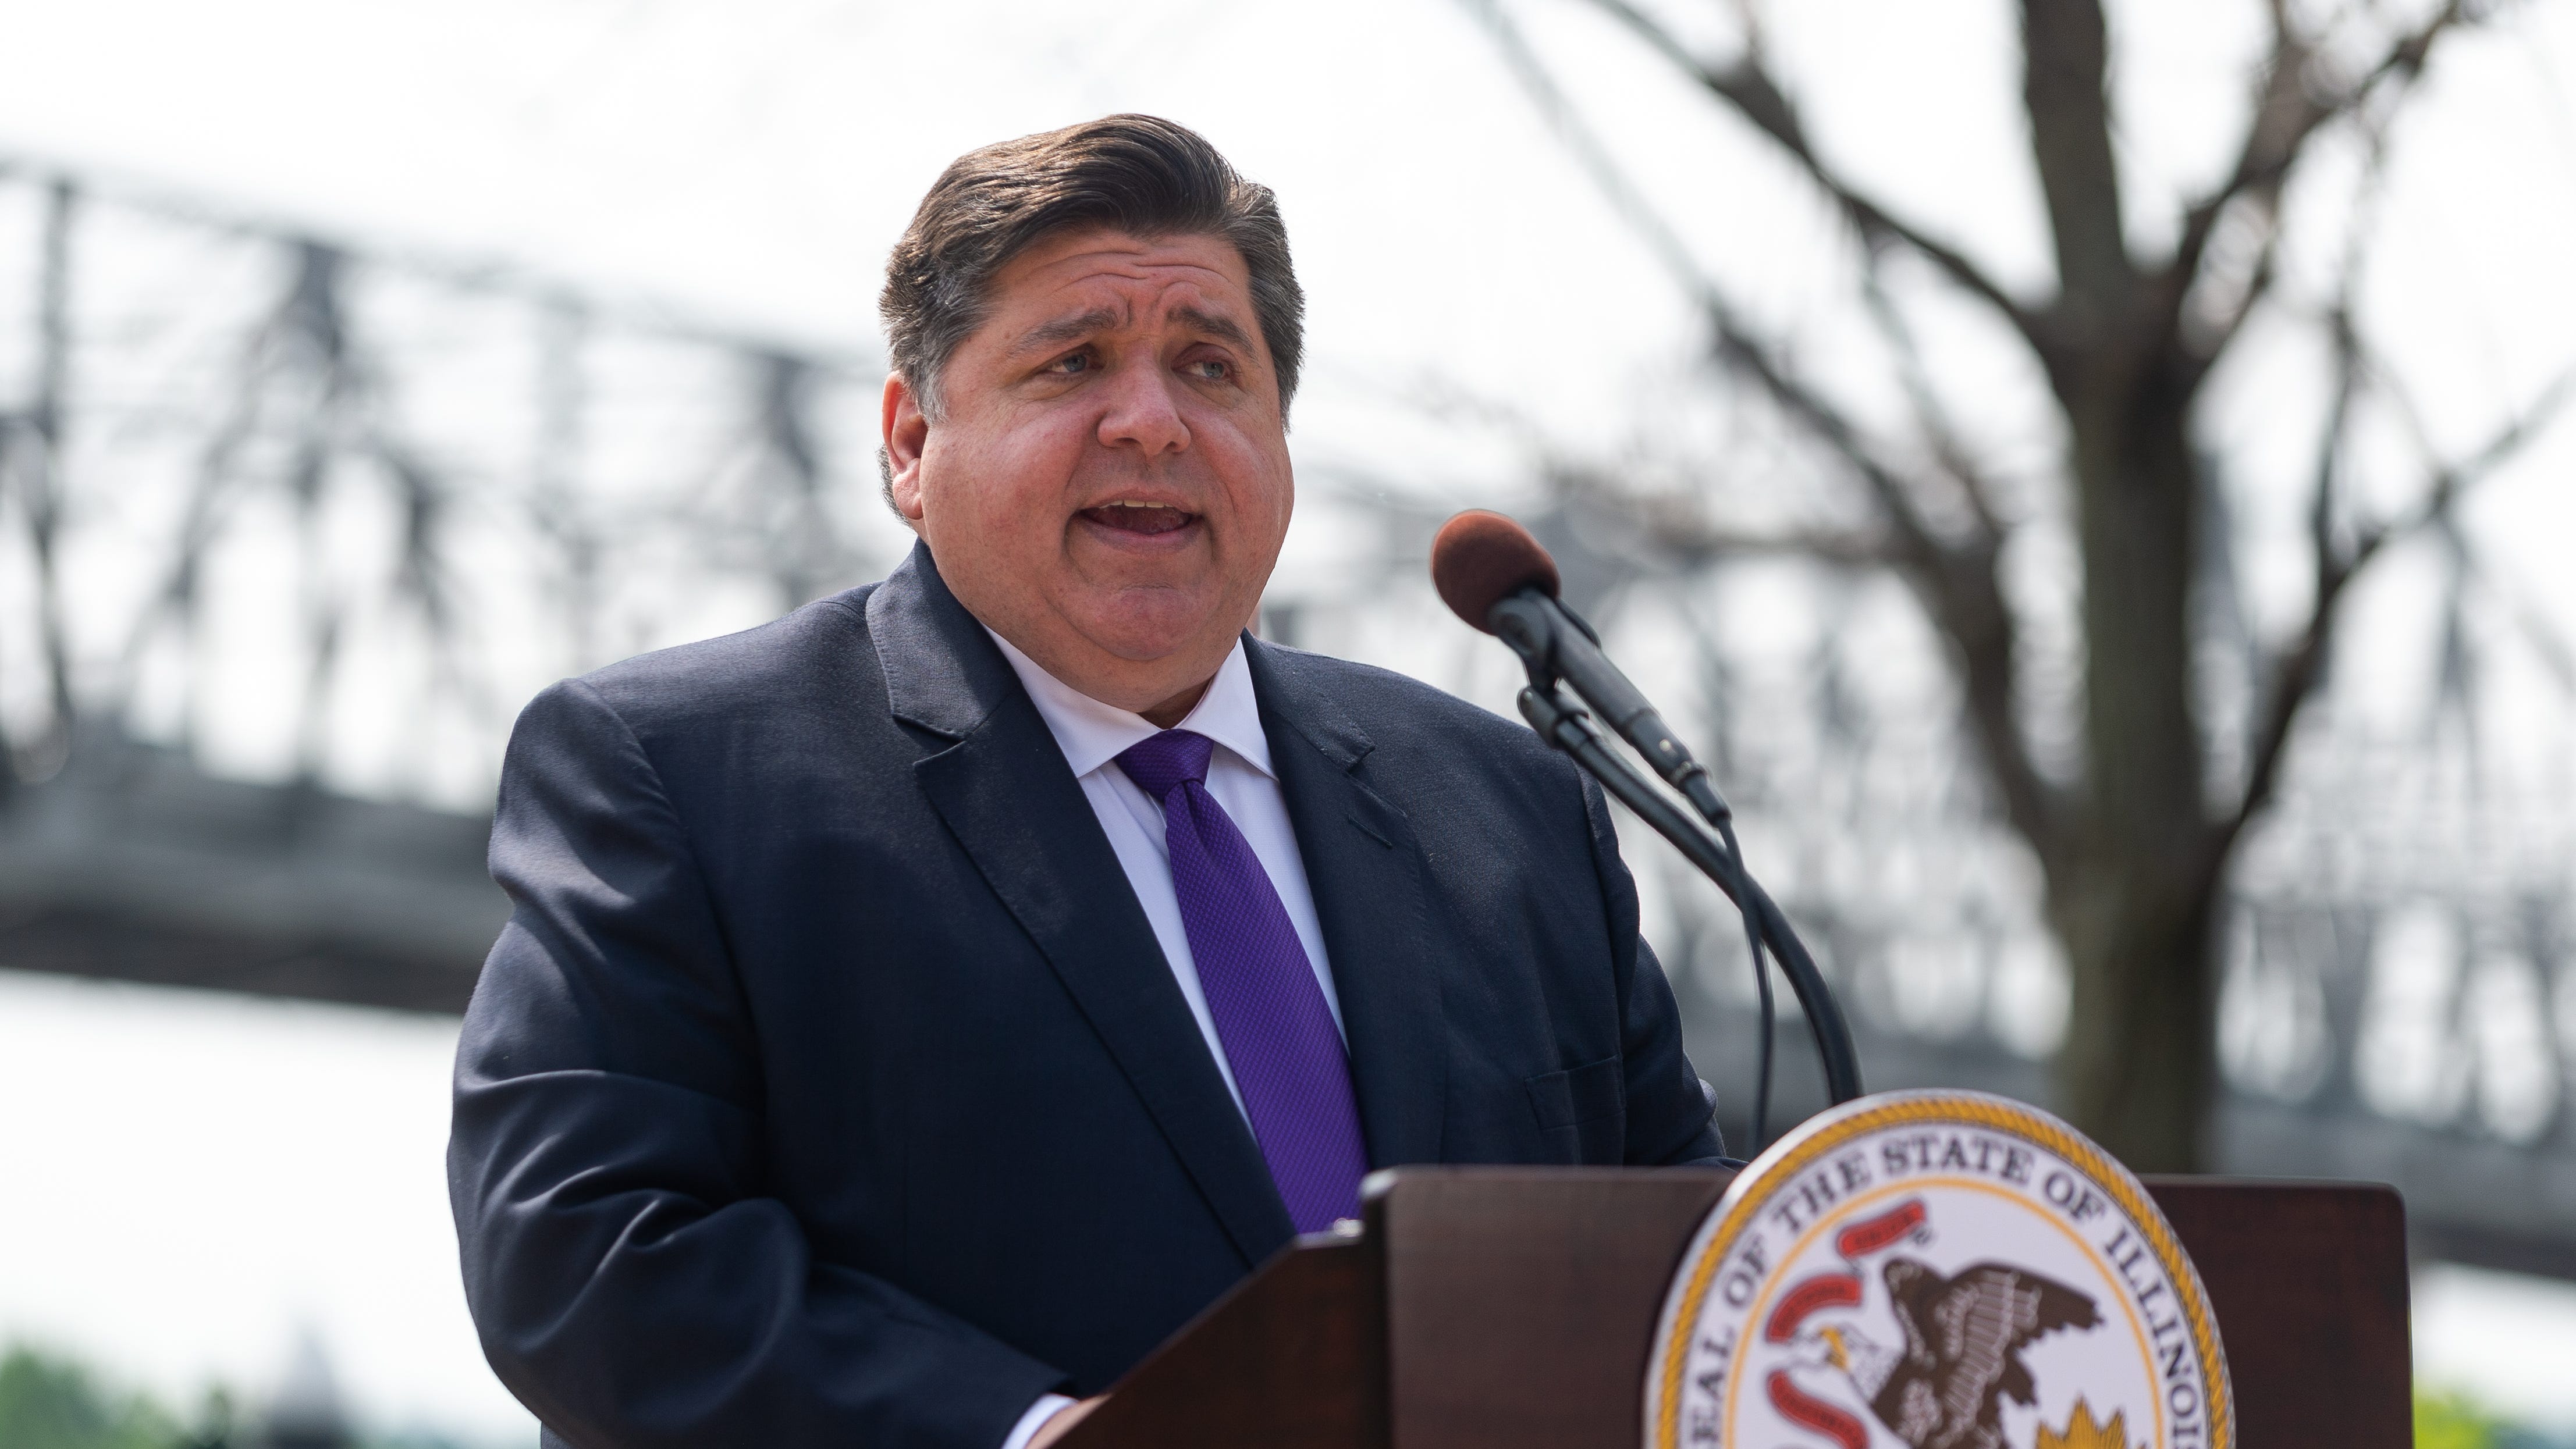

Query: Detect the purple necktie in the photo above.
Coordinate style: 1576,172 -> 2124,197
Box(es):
1116,729 -> 1369,1233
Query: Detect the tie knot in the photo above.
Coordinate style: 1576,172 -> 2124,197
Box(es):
1117,729 -> 1216,800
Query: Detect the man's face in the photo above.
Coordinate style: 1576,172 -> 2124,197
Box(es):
882,226 -> 1294,720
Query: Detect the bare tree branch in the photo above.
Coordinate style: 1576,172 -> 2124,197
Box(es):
1465,0 -> 2073,863
2197,52 -> 2434,853
1469,0 -> 2003,573
1546,464 -> 1904,569
1859,257 -> 2009,542
1460,0 -> 1928,536
2163,0 -> 2475,355
2176,200 -> 2283,379
1663,271 -> 2074,861
1690,300 -> 2060,871
2463,539 -> 2576,702
1844,257 -> 2081,860
2216,356 -> 2576,867
1576,0 -> 2045,348
2218,299 -> 2364,864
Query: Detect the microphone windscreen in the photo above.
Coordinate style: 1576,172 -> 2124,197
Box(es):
1431,510 -> 1561,635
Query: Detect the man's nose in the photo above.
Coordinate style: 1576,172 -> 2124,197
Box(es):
1096,359 -> 1191,457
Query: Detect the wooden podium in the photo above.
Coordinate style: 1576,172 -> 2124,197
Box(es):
1060,1167 -> 2410,1449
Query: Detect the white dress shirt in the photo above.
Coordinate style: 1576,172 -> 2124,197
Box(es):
984,629 -> 1345,1449
983,628 -> 1346,1094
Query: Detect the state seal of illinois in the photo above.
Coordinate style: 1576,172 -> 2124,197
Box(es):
1643,1091 -> 2230,1449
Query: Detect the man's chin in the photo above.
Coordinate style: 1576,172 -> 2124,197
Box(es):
1084,621 -> 1225,669
1064,590 -> 1243,664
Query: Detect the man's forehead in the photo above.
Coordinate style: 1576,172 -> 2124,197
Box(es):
1000,229 -> 1249,309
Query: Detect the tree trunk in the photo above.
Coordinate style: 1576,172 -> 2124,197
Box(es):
2054,863 -> 2219,1171
2048,357 -> 2220,1172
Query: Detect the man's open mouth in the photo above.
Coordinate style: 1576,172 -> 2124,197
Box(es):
1078,500 -> 1199,536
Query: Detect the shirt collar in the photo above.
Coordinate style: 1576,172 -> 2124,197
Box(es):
983,627 -> 1274,782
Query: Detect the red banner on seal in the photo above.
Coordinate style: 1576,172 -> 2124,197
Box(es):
1766,1369 -> 1870,1449
1834,1197 -> 1928,1261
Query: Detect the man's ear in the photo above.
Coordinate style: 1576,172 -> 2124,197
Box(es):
880,372 -> 931,528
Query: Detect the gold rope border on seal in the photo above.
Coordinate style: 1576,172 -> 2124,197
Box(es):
1646,1091 -> 2233,1449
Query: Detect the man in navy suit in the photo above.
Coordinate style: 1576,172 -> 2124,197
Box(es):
449,114 -> 1724,1449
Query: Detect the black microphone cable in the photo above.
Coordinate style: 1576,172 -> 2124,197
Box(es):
1694,774 -> 1778,1153
1509,659 -> 1861,1132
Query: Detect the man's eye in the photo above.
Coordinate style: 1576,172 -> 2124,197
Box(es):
1188,358 -> 1231,382
1046,352 -> 1091,375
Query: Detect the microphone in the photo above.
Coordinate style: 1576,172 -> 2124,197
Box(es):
1428,508 -> 1559,629
1431,511 -> 1701,800
1430,510 -> 1864,1131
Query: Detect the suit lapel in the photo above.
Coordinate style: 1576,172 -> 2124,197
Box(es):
1245,638 -> 1451,1171
868,544 -> 1294,1266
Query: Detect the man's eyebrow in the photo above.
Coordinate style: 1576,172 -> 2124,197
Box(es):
1002,302 -> 1259,361
1172,306 -> 1256,354
1005,307 -> 1124,359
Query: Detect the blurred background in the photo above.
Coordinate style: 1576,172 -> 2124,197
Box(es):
1,0 -> 2573,1444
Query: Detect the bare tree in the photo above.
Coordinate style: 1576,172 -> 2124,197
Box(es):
1467,0 -> 2575,1169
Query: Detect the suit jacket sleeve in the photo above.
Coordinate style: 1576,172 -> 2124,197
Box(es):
448,679 -> 1067,1449
1580,772 -> 1731,1166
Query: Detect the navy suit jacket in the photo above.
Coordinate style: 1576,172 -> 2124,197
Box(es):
449,543 -> 1722,1449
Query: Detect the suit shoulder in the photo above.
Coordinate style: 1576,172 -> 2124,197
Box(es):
549,584 -> 879,734
1258,644 -> 1568,772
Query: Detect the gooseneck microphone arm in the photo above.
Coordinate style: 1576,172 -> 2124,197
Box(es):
1488,590 -> 1864,1115
1429,509 -> 1863,1135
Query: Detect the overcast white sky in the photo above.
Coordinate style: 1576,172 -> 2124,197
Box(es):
3,0 -> 2576,1441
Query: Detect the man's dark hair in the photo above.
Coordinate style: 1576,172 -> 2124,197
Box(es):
880,114 -> 1305,428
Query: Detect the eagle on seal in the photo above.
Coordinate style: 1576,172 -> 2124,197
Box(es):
1799,1257 -> 2100,1449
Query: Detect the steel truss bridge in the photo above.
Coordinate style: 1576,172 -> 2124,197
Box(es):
2,157 -> 2571,1280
